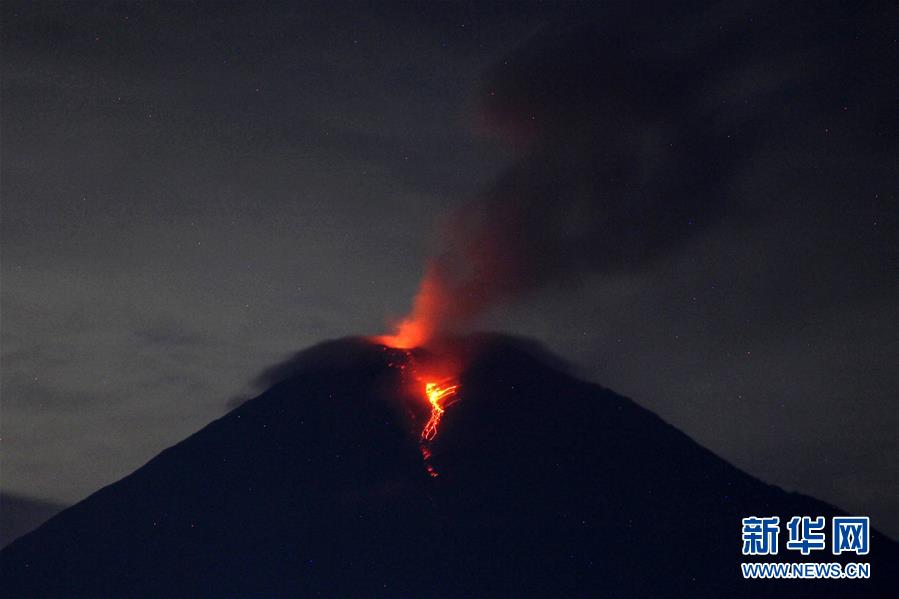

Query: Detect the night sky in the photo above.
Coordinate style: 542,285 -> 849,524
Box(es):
2,0 -> 897,544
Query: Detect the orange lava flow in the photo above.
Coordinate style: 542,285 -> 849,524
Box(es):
421,381 -> 458,442
418,380 -> 458,477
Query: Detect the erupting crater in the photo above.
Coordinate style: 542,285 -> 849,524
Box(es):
374,337 -> 461,477
375,265 -> 465,475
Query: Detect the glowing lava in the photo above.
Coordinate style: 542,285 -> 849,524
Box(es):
376,339 -> 460,477
417,380 -> 458,477
421,381 -> 458,442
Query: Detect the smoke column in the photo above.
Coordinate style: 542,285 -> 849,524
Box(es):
382,17 -> 734,347
382,5 -> 897,348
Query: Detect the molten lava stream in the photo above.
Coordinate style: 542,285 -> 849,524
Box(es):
374,324 -> 459,475
421,381 -> 458,442
415,379 -> 457,477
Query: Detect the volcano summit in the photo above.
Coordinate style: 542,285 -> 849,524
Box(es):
1,335 -> 895,597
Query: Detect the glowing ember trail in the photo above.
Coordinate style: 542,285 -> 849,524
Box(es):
422,381 -> 458,442
418,380 -> 458,477
376,340 -> 460,477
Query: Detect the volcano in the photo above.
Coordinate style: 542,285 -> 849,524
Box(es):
1,335 -> 895,597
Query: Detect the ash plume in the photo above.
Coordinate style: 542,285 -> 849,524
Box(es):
387,3 -> 897,346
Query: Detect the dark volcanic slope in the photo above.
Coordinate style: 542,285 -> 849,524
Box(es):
2,336 -> 895,597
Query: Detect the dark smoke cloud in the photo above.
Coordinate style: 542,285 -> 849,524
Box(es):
417,2 -> 897,337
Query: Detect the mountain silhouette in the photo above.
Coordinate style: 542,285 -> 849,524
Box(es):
0,493 -> 65,549
2,335 -> 895,597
